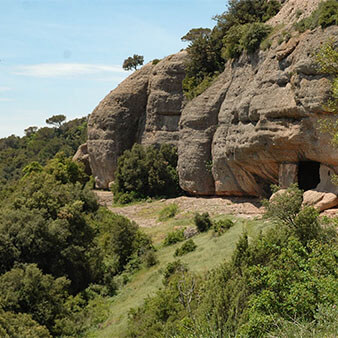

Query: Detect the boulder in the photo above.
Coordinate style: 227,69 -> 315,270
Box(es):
303,164 -> 338,211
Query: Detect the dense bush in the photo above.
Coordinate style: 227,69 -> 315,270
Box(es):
0,310 -> 52,338
222,22 -> 271,58
0,264 -> 69,335
295,0 -> 338,32
144,250 -> 158,267
0,154 -> 154,336
163,229 -> 185,246
174,239 -> 197,257
161,260 -> 188,286
194,212 -> 212,232
127,186 -> 338,337
213,218 -> 234,235
113,144 -> 181,203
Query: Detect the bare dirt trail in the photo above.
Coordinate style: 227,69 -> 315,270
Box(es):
94,190 -> 265,228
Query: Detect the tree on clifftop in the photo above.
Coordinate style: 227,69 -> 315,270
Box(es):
122,54 -> 144,71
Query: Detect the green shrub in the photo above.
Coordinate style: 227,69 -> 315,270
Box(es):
163,229 -> 185,246
222,22 -> 271,58
143,250 -> 158,267
194,212 -> 212,232
162,260 -> 188,285
213,218 -> 234,235
260,38 -> 272,51
0,310 -> 52,338
113,144 -> 181,204
152,59 -> 161,65
295,0 -> 338,32
174,239 -> 197,257
158,203 -> 179,221
263,184 -> 303,227
0,264 -> 70,335
240,22 -> 272,53
182,73 -> 218,100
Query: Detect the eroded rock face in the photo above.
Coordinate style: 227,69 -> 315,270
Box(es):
178,26 -> 338,198
84,0 -> 338,211
73,143 -> 91,175
87,51 -> 187,188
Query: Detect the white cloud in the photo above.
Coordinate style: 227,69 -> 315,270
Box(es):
0,87 -> 11,92
14,63 -> 126,78
0,98 -> 12,102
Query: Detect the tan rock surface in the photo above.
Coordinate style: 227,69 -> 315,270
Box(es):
73,143 -> 91,175
178,26 -> 338,197
87,51 -> 187,188
303,165 -> 338,211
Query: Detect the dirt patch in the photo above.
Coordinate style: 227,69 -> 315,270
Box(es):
94,191 -> 265,228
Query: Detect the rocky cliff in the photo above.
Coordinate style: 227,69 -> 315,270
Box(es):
178,25 -> 338,198
77,0 -> 338,209
86,51 -> 187,188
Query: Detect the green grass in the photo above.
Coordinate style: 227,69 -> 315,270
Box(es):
87,215 -> 272,337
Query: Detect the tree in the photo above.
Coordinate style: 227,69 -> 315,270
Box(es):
181,28 -> 211,43
122,54 -> 144,71
24,126 -> 38,137
46,114 -> 66,128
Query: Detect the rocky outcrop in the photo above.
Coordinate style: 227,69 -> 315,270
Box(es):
81,0 -> 338,211
73,143 -> 91,175
178,26 -> 338,199
87,51 -> 187,188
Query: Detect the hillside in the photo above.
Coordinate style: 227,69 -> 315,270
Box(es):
0,0 -> 337,337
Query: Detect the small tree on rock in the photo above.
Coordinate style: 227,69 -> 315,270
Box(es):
122,54 -> 144,71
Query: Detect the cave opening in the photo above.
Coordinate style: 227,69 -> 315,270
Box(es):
298,161 -> 320,191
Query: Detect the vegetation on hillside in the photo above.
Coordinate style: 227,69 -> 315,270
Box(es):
0,116 -> 87,200
316,39 -> 338,151
294,0 -> 338,32
182,0 -> 280,99
183,0 -> 337,100
127,186 -> 338,337
0,154 -> 154,336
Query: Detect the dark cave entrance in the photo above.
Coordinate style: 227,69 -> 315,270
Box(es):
298,161 -> 320,191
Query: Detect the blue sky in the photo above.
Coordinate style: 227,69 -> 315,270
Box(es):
0,0 -> 228,138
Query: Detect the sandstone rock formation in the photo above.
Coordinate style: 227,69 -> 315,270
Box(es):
81,0 -> 338,210
87,51 -> 187,188
73,143 -> 91,175
178,26 -> 338,201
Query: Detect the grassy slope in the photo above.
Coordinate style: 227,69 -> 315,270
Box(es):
87,209 -> 271,338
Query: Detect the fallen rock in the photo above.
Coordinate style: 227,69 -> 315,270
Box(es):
303,190 -> 338,212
